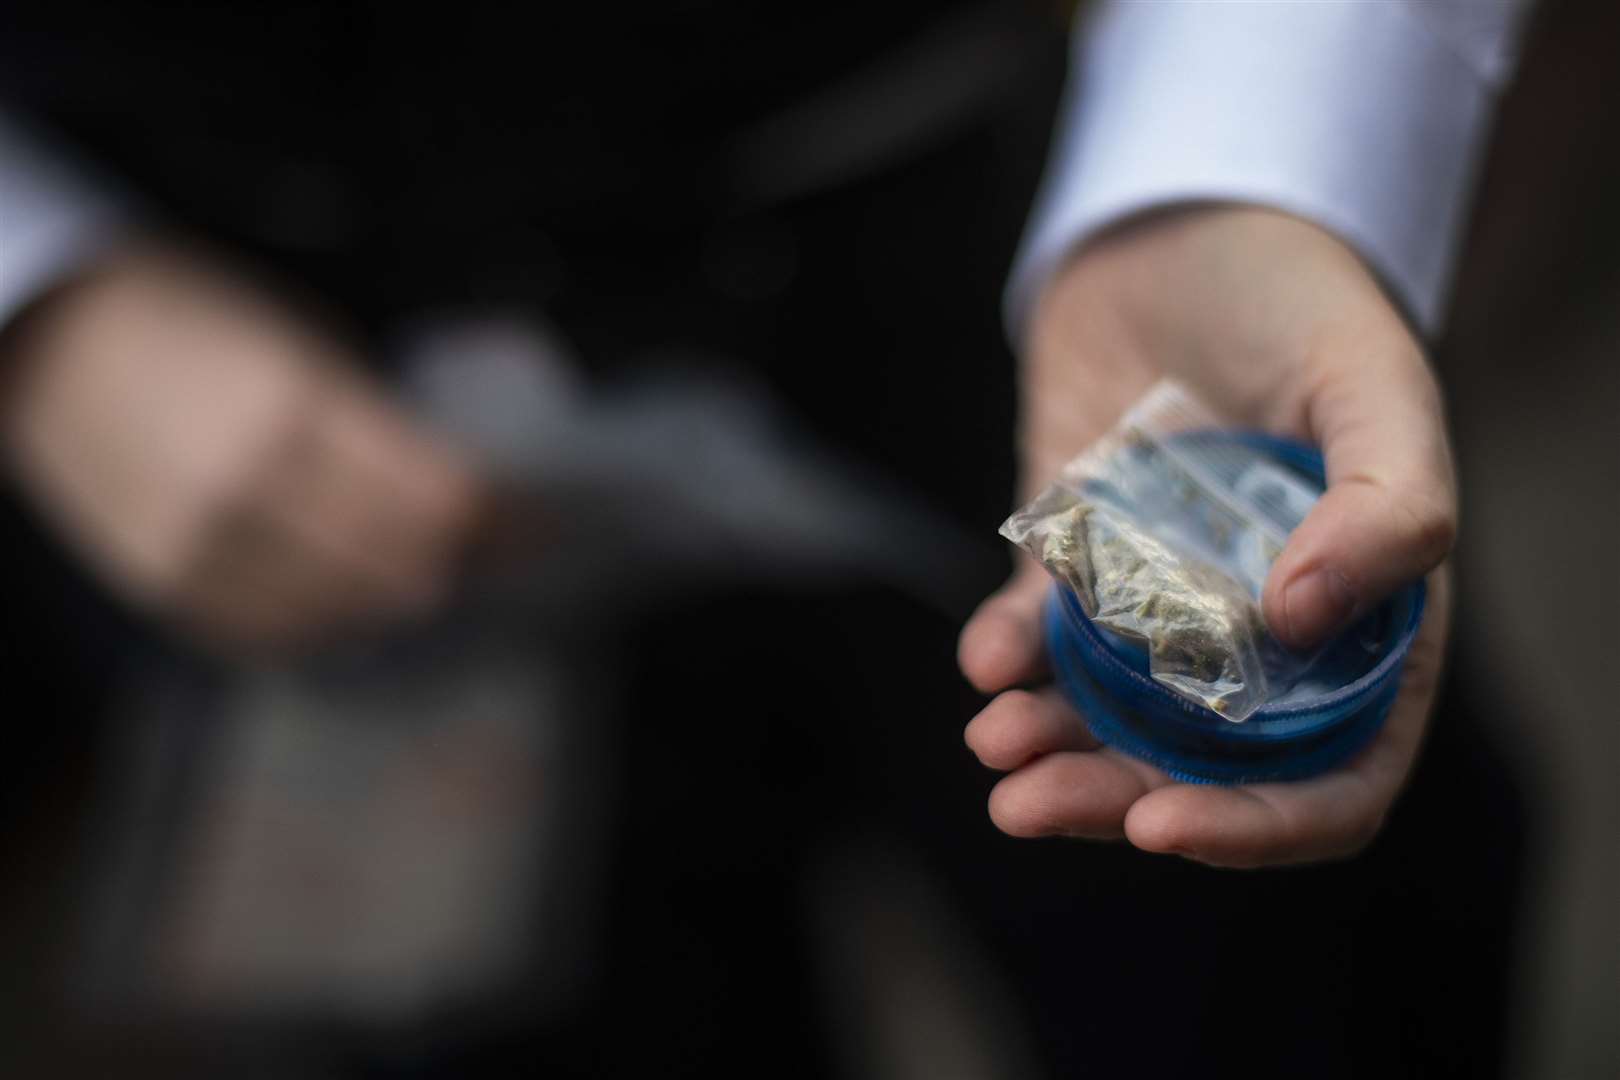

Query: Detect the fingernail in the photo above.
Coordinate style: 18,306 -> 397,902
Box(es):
1281,568 -> 1356,649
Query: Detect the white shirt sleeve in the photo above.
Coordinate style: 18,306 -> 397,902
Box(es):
0,111 -> 128,331
1007,0 -> 1534,343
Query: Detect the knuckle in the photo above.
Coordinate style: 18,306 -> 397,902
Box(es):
1386,479 -> 1464,566
1393,489 -> 1457,567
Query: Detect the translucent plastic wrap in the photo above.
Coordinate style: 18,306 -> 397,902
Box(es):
1001,380 -> 1325,721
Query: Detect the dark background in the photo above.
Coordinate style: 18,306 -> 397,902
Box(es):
2,2 -> 1614,1077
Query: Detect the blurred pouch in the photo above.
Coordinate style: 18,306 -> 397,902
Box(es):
999,379 -> 1323,721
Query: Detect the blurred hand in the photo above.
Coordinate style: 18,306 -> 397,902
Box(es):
959,206 -> 1456,867
0,245 -> 484,654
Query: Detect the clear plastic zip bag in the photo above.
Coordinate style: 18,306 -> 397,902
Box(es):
1000,380 -> 1325,721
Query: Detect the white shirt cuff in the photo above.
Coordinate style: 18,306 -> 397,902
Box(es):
1007,0 -> 1527,343
0,113 -> 127,331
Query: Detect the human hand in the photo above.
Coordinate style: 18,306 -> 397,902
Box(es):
959,206 -> 1456,867
0,245 -> 484,654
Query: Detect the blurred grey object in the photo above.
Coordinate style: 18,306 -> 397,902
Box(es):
400,315 -> 981,620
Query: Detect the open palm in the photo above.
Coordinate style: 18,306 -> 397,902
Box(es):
960,207 -> 1456,867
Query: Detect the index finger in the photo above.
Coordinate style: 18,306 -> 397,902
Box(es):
958,566 -> 1050,693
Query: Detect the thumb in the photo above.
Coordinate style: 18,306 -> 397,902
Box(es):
1262,344 -> 1457,650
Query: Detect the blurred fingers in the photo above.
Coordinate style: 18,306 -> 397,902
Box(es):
273,379 -> 485,613
170,377 -> 492,652
173,506 -> 372,652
